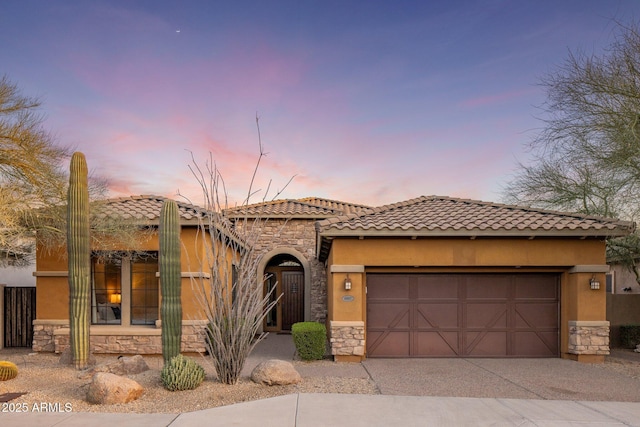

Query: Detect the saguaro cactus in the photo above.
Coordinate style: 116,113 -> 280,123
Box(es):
160,199 -> 182,364
67,152 -> 91,369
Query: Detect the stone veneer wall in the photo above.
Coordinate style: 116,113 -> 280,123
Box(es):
330,321 -> 365,357
238,218 -> 328,324
568,320 -> 610,355
33,320 -> 207,354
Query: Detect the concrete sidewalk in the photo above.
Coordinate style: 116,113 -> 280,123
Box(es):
3,394 -> 640,426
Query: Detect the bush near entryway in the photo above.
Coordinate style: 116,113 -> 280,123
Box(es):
620,325 -> 640,349
292,322 -> 327,360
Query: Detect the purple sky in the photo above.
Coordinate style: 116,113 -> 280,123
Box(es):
2,1 -> 638,208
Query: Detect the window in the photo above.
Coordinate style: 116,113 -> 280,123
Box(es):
91,253 -> 159,326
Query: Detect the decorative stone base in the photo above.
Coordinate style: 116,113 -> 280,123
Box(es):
33,320 -> 208,354
568,320 -> 610,355
329,320 -> 365,359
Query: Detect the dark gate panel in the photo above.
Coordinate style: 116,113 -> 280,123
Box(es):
281,271 -> 304,330
366,274 -> 559,358
4,287 -> 36,348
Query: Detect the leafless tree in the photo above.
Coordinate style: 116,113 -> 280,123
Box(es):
503,20 -> 640,280
184,117 -> 292,384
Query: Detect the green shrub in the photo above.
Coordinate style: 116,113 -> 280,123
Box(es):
160,354 -> 205,391
0,361 -> 18,381
292,322 -> 327,360
620,325 -> 640,349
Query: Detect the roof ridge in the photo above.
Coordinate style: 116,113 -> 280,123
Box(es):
298,196 -> 371,209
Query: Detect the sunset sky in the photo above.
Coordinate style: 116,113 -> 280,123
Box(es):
2,0 -> 639,208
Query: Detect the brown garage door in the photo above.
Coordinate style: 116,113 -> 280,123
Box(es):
366,273 -> 559,358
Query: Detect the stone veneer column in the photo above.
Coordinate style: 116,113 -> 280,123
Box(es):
568,320 -> 610,356
330,320 -> 365,360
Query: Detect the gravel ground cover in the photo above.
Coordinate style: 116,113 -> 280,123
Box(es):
0,349 -> 377,414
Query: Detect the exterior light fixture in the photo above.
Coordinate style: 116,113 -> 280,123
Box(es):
590,276 -> 600,290
344,275 -> 352,291
110,293 -> 122,304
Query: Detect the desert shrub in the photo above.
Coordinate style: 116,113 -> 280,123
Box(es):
620,325 -> 640,349
292,322 -> 327,360
160,354 -> 205,391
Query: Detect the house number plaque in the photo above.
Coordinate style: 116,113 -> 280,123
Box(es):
342,295 -> 355,302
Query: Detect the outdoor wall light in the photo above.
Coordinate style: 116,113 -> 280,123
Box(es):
344,275 -> 352,291
110,293 -> 122,304
590,276 -> 600,290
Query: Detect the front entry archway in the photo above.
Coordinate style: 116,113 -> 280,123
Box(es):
263,253 -> 306,332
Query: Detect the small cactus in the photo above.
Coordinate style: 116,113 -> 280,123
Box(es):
160,354 -> 205,391
0,361 -> 18,381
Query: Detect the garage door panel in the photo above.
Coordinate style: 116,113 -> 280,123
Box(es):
367,331 -> 410,357
416,303 -> 458,328
465,331 -> 507,356
513,331 -> 558,356
368,275 -> 410,299
515,276 -> 559,299
466,276 -> 509,299
416,332 -> 459,356
465,304 -> 507,328
367,273 -> 559,358
515,303 -> 558,328
416,275 -> 459,298
368,303 -> 410,328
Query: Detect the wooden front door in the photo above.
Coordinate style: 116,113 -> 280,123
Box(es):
264,267 -> 305,332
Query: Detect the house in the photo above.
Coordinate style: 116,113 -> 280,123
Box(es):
31,194 -> 634,363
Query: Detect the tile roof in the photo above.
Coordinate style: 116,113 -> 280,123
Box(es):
94,195 -> 206,224
316,195 -> 635,237
224,197 -> 370,218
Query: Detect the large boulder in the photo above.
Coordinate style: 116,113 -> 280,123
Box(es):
251,359 -> 301,386
86,372 -> 144,404
79,355 -> 149,379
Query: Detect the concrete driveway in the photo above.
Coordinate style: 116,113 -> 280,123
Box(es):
362,357 -> 640,401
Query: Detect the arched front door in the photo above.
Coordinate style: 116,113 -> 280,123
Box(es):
264,254 -> 304,332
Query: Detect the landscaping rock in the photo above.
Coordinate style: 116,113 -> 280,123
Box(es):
86,372 -> 144,404
251,359 -> 301,386
79,355 -> 149,379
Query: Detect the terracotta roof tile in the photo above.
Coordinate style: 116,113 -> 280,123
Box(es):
316,195 -> 635,237
224,197 -> 370,218
94,195 -> 206,223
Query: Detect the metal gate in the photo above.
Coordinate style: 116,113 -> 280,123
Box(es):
4,287 -> 36,347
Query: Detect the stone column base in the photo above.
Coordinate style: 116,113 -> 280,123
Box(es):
329,320 -> 365,361
568,320 -> 610,356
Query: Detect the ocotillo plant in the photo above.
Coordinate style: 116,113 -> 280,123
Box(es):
160,199 -> 182,364
67,152 -> 91,369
